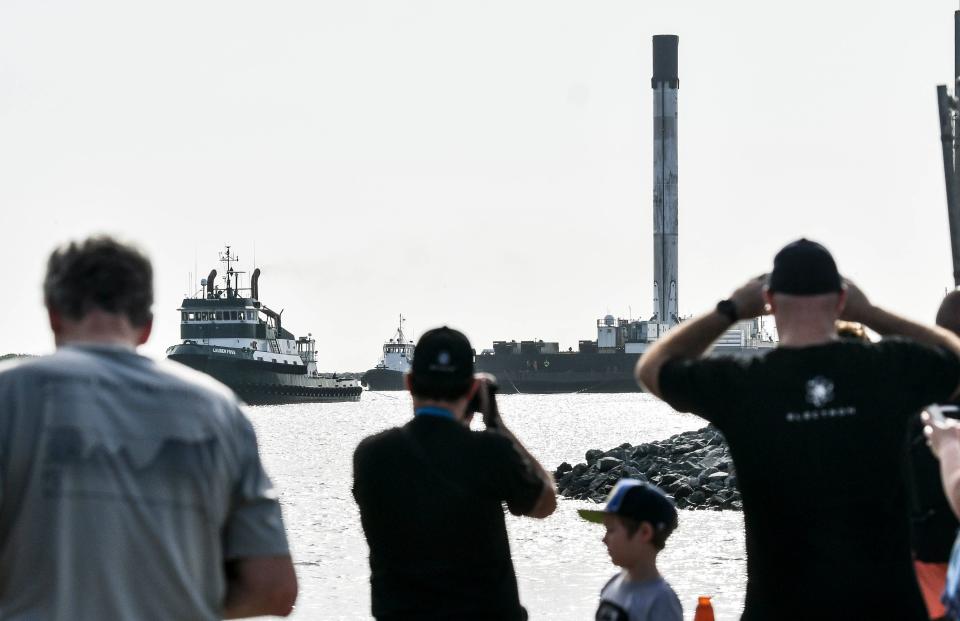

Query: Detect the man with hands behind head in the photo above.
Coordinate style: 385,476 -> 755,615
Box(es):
636,239 -> 960,620
353,326 -> 556,621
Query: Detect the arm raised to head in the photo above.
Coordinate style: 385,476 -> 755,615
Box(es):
636,276 -> 767,397
843,280 -> 960,399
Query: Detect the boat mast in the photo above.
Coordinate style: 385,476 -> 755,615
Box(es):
218,246 -> 246,298
396,314 -> 406,343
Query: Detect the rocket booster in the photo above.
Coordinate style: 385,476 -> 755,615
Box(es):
652,35 -> 679,326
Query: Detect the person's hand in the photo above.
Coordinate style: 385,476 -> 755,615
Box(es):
922,409 -> 960,459
839,279 -> 872,323
729,275 -> 769,320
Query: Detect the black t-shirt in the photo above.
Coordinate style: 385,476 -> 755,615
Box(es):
352,415 -> 544,620
659,338 -> 960,620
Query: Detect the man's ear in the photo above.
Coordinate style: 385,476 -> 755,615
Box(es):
136,316 -> 153,346
836,287 -> 848,316
762,287 -> 775,314
465,378 -> 481,401
47,308 -> 63,336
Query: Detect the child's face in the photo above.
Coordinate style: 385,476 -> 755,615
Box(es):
601,514 -> 651,568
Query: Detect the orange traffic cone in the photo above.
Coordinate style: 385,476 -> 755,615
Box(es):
693,596 -> 715,621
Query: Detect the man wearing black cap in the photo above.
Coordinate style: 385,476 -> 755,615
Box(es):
635,239 -> 960,620
352,327 -> 556,620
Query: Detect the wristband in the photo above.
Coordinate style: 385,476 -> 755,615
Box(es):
716,299 -> 738,324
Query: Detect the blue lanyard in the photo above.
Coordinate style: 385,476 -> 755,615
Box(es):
414,406 -> 455,420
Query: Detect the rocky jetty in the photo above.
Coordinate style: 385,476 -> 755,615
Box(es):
554,426 -> 742,511
0,354 -> 30,362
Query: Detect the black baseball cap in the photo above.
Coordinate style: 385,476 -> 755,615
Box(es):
767,238 -> 843,296
411,326 -> 475,387
578,479 -> 678,532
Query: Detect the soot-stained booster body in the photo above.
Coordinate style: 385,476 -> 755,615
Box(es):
652,35 -> 679,326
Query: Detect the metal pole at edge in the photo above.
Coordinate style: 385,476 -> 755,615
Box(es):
939,84 -> 960,286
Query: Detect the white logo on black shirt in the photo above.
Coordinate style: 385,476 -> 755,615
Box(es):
784,376 -> 856,423
805,376 -> 834,407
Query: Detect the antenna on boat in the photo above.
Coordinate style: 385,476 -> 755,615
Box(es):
218,245 -> 247,298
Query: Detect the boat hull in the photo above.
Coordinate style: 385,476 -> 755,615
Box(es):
361,367 -> 407,391
474,347 -> 770,394
476,352 -> 643,394
167,344 -> 362,405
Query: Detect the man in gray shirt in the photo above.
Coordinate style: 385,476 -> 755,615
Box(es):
0,237 -> 296,620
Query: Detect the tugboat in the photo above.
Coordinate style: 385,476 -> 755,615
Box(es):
361,315 -> 414,391
166,246 -> 362,404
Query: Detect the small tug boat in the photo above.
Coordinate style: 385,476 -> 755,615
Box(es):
361,315 -> 414,391
166,246 -> 361,404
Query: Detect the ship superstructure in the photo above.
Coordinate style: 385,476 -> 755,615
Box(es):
361,315 -> 414,391
167,246 -> 361,404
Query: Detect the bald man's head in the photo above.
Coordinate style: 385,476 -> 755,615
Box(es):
936,290 -> 960,336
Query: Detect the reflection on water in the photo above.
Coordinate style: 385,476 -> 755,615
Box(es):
247,392 -> 746,620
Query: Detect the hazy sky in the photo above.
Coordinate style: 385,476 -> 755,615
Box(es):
2,1 -> 959,370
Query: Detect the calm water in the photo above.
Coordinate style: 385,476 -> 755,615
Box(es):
247,392 -> 747,621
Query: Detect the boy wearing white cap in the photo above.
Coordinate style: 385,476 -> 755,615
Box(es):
580,479 -> 683,621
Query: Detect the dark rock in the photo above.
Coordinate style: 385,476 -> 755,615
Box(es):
659,473 -> 679,487
603,448 -> 627,461
673,484 -> 693,500
556,462 -> 573,476
574,475 -> 594,489
588,477 -> 607,491
688,491 -> 706,505
585,449 -> 603,465
597,457 -> 622,473
622,465 -> 643,479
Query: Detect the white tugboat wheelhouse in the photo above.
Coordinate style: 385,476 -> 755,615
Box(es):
361,315 -> 415,391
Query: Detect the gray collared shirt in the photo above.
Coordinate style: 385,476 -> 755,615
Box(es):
0,345 -> 289,621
